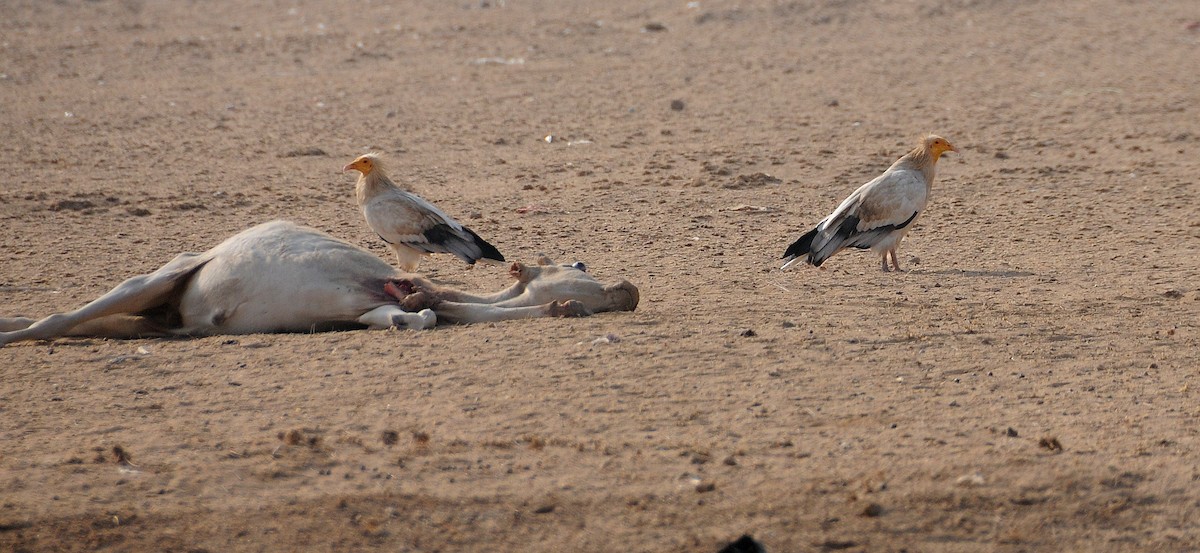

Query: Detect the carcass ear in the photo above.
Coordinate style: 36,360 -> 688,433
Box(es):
535,255 -> 554,266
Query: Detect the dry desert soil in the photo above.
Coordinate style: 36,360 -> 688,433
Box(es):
2,0 -> 1199,551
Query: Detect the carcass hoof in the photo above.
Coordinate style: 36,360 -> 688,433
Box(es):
401,291 -> 437,312
509,262 -> 541,284
548,300 -> 590,318
417,308 -> 437,329
390,308 -> 436,330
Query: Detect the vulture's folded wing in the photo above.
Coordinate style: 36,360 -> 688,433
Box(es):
809,169 -> 927,262
364,190 -> 503,264
363,190 -> 464,245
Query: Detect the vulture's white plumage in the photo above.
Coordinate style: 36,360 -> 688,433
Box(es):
344,153 -> 504,272
781,134 -> 956,272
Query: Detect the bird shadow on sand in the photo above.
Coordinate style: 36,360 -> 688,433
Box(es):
918,269 -> 1036,278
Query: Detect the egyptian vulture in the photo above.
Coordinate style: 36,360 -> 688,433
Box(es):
344,153 -> 504,272
781,134 -> 956,272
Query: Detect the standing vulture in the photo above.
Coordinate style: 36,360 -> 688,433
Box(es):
344,153 -> 505,272
781,134 -> 956,272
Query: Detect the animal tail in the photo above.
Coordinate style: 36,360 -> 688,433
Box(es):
780,227 -> 818,270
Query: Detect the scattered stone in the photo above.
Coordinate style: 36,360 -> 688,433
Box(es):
1006,427 -> 1019,437
1038,436 -> 1063,452
739,329 -> 756,337
703,163 -> 732,176
381,430 -> 399,446
50,199 -> 96,212
282,429 -> 304,445
670,99 -> 686,111
696,481 -> 716,493
859,502 -> 884,517
591,333 -> 621,346
726,204 -> 778,214
724,172 -> 782,189
717,534 -> 766,553
955,473 -> 985,486
472,57 -> 524,66
111,445 -> 132,465
279,429 -> 321,448
533,504 -> 555,514
643,22 -> 667,32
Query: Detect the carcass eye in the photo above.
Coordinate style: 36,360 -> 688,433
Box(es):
571,261 -> 587,272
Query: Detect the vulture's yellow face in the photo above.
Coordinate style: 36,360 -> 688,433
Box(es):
343,155 -> 375,175
927,136 -> 957,160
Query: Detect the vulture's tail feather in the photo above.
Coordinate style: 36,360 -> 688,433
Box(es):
464,227 -> 505,264
781,227 -> 819,270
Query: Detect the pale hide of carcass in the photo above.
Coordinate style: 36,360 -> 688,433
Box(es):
0,221 -> 639,346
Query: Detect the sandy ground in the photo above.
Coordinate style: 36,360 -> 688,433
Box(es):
2,0 -> 1199,551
